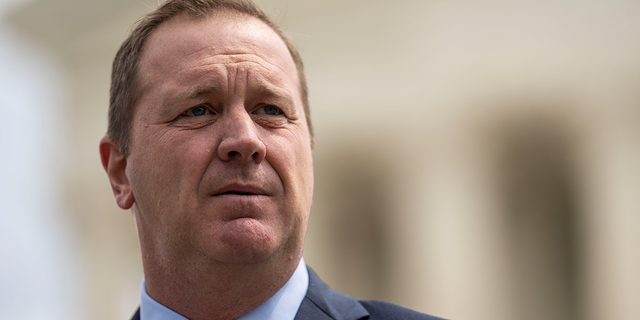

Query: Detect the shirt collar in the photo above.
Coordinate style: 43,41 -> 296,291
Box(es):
140,258 -> 309,320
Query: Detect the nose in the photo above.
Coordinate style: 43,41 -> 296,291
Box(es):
217,110 -> 266,163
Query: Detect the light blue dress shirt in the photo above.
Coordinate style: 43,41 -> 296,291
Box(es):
140,258 -> 309,320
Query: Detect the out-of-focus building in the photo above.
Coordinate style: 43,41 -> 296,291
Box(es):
6,0 -> 640,319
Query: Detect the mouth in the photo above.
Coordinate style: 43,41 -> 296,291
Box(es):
212,184 -> 269,197
217,191 -> 260,196
210,184 -> 271,221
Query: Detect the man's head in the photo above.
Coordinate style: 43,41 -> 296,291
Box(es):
108,0 -> 313,157
100,0 -> 314,286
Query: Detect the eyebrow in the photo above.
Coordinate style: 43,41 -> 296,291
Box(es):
186,83 -> 222,100
166,82 -> 294,107
168,83 -> 223,105
254,83 -> 293,103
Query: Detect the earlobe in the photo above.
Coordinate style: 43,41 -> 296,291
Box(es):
99,135 -> 135,209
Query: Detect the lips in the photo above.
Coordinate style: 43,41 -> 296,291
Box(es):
209,184 -> 272,221
211,184 -> 269,197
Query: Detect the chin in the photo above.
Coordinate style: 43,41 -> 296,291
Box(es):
205,218 -> 285,264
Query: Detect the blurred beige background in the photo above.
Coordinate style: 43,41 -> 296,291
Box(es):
1,0 -> 639,319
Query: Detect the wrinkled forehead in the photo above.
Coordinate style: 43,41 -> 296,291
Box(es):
137,11 -> 299,92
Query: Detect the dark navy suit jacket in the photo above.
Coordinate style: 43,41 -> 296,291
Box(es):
131,267 -> 445,320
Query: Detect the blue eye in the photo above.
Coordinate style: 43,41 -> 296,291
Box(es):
182,105 -> 214,117
263,105 -> 281,115
191,106 -> 207,116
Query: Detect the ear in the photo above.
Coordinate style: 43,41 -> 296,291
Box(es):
99,135 -> 135,209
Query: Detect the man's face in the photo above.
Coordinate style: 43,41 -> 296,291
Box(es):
126,13 -> 313,266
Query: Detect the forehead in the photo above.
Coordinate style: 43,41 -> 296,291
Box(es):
137,12 -> 299,96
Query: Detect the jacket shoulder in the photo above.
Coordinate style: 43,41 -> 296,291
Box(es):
358,300 -> 446,320
130,308 -> 140,320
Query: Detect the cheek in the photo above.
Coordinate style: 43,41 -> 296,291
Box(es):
128,129 -> 218,213
267,131 -> 314,206
134,127 -> 217,171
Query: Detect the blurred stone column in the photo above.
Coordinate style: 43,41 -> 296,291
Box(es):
9,1 -> 149,319
575,82 -> 640,320
387,121 -> 514,320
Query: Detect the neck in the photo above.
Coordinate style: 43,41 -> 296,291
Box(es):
143,251 -> 302,320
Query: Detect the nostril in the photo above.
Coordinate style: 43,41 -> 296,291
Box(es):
217,135 -> 266,163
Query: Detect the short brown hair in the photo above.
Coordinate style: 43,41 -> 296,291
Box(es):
109,0 -> 312,156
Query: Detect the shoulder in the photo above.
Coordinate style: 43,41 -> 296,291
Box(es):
358,300 -> 446,320
303,266 -> 445,320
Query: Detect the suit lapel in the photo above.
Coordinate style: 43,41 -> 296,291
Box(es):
294,267 -> 369,320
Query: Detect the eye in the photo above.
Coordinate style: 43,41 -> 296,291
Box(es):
181,104 -> 215,117
255,105 -> 283,116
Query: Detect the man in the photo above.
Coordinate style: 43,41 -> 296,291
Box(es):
99,0 -> 443,319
